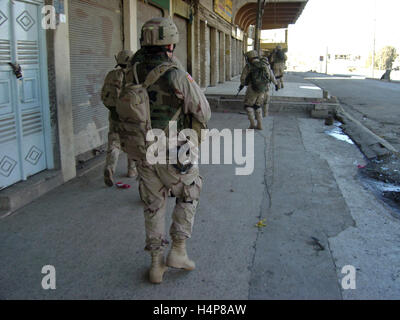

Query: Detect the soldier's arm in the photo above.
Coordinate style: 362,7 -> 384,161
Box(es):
268,65 -> 278,86
170,70 -> 211,125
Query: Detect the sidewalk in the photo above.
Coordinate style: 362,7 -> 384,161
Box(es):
1,75 -> 399,299
205,73 -> 324,100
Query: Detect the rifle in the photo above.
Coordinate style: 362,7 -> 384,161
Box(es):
235,85 -> 244,97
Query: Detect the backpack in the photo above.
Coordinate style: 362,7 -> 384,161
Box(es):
248,60 -> 269,93
275,50 -> 286,63
101,68 -> 125,109
116,62 -> 178,161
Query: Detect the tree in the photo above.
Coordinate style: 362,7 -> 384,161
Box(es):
366,46 -> 399,70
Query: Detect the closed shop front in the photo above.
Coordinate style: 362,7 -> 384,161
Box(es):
173,14 -> 187,71
68,0 -> 123,158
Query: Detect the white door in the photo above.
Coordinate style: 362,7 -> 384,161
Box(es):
0,0 -> 51,190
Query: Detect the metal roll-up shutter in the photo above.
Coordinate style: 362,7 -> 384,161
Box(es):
173,14 -> 188,71
68,0 -> 123,157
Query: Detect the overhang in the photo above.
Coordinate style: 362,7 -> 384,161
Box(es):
235,0 -> 308,32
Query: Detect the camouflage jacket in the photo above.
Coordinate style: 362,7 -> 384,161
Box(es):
240,58 -> 277,87
130,52 -> 211,131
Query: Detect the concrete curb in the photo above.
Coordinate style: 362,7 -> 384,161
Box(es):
335,105 -> 399,160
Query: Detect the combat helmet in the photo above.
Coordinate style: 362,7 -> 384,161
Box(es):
140,17 -> 179,46
246,50 -> 259,61
115,50 -> 134,67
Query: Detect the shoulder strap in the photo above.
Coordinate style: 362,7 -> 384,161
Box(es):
163,108 -> 182,134
144,63 -> 177,89
132,62 -> 177,88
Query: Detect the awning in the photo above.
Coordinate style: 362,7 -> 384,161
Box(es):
235,0 -> 308,32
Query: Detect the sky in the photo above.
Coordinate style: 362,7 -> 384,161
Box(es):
287,0 -> 400,57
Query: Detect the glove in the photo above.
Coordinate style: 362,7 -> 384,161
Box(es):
275,84 -> 279,91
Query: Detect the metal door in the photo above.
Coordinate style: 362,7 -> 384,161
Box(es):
0,0 -> 52,190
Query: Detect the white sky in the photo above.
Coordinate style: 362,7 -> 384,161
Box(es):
287,0 -> 400,56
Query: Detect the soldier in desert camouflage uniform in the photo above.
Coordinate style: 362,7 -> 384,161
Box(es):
260,54 -> 279,118
240,50 -> 277,130
127,17 -> 211,284
101,50 -> 137,187
270,45 -> 287,89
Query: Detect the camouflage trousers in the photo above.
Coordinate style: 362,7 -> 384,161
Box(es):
244,85 -> 265,106
105,119 -> 136,174
262,86 -> 271,117
137,161 -> 203,252
273,63 -> 285,89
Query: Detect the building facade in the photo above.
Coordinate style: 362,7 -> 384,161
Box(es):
0,0 -> 248,210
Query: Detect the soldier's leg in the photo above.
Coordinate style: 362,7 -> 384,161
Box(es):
104,122 -> 121,187
279,65 -> 284,88
156,165 -> 202,270
254,106 -> 263,130
244,88 -> 257,129
245,106 -> 256,129
255,93 -> 265,130
263,90 -> 271,118
137,163 -> 169,283
168,174 -> 202,270
127,158 -> 137,178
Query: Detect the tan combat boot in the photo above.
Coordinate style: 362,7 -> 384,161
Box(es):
166,238 -> 195,270
255,109 -> 263,130
149,250 -> 168,284
127,167 -> 137,178
104,167 -> 114,187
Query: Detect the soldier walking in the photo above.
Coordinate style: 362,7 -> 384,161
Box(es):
239,50 -> 276,130
270,45 -> 287,89
101,50 -> 137,187
260,54 -> 279,118
119,18 -> 211,284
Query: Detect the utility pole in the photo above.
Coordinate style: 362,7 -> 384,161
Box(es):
325,46 -> 329,74
254,0 -> 266,54
371,0 -> 377,78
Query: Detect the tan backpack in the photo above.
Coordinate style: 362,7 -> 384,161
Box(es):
101,68 -> 125,109
116,62 -> 179,161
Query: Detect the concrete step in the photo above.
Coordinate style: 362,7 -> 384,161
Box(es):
0,170 -> 63,218
206,94 -> 339,115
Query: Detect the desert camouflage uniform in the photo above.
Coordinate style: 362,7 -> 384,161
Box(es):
103,60 -> 137,178
105,108 -> 137,175
131,54 -> 211,252
260,57 -> 278,117
240,54 -> 271,129
270,48 -> 287,89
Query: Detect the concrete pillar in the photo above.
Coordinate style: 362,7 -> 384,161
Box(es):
54,0 -> 76,182
200,20 -> 209,88
231,38 -> 236,77
123,0 -> 138,52
187,11 -> 195,76
225,34 -> 231,81
237,40 -> 241,74
192,10 -> 201,83
219,31 -> 225,83
210,27 -> 218,86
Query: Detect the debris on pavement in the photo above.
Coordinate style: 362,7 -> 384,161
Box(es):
255,219 -> 267,228
116,182 -> 131,189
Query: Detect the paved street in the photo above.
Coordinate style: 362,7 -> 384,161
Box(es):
302,72 -> 400,152
1,108 -> 399,299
